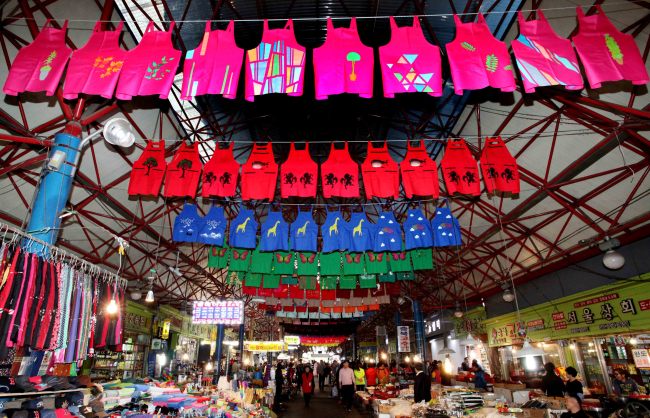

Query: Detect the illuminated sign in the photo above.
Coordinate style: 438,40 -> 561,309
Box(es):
192,300 -> 243,325
284,335 -> 300,345
244,341 -> 286,352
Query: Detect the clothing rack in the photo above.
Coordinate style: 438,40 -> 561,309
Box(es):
0,222 -> 127,288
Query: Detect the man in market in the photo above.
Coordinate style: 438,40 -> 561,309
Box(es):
338,360 -> 356,412
612,368 -> 640,396
413,362 -> 432,404
273,361 -> 285,412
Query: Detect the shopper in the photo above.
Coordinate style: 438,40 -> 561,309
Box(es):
430,360 -> 442,384
353,362 -> 366,391
324,362 -> 332,387
338,360 -> 356,412
318,360 -> 326,391
414,362 -> 432,403
541,362 -> 565,397
273,362 -> 284,412
301,365 -> 315,408
560,395 -> 590,418
612,368 -> 640,396
461,357 -> 471,372
366,362 -> 377,387
377,362 -> 390,385
472,360 -> 487,390
565,367 -> 584,400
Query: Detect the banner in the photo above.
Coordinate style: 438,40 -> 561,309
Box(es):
299,336 -> 347,347
484,279 -> 650,347
192,300 -> 243,325
397,326 -> 411,353
161,320 -> 171,340
244,341 -> 286,352
284,335 -> 300,345
632,349 -> 650,369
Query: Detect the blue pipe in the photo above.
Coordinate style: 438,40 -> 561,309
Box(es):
24,132 -> 81,256
413,300 -> 426,361
238,323 -> 245,362
214,323 -> 225,382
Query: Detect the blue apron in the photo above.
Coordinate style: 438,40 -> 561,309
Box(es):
290,209 -> 318,252
432,207 -> 462,247
346,211 -> 375,253
321,210 -> 347,253
260,211 -> 290,251
197,205 -> 226,246
404,208 -> 433,249
173,203 -> 203,242
229,208 -> 258,249
373,211 -> 402,252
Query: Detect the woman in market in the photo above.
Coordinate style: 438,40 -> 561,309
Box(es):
612,368 -> 640,396
301,365 -> 315,408
430,360 -> 442,385
366,362 -> 377,387
377,362 -> 390,385
565,367 -> 584,400
541,362 -> 566,397
560,395 -> 590,418
353,362 -> 366,392
472,360 -> 488,390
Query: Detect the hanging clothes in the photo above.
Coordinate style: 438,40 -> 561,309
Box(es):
400,140 -> 439,198
403,208 -> 433,250
115,22 -> 181,100
181,21 -> 243,100
345,211 -> 375,253
164,141 -> 202,198
63,22 -> 126,99
3,20 -> 72,96
446,14 -> 516,95
173,203 -> 203,243
479,137 -> 520,195
322,210 -> 347,253
379,17 -> 442,98
260,211 -> 290,252
280,143 -> 318,198
244,19 -> 306,101
361,142 -> 400,199
321,142 -> 360,198
241,143 -> 278,200
573,6 -> 648,89
373,211 -> 403,252
290,210 -> 318,253
202,142 -> 240,198
128,140 -> 167,197
313,18 -> 374,100
229,208 -> 258,249
197,205 -> 227,246
511,11 -> 583,93
431,207 -> 462,247
440,139 -> 481,196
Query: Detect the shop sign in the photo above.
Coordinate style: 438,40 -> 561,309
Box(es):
192,300 -> 243,325
244,341 -> 286,352
161,320 -> 171,340
397,326 -> 410,353
284,335 -> 300,345
454,307 -> 487,338
632,349 -> 650,368
484,279 -> 650,347
425,319 -> 441,335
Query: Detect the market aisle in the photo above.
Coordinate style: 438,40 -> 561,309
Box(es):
280,388 -> 368,418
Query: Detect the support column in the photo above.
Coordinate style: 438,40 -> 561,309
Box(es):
213,323 -> 225,383
238,323 -> 245,363
413,300 -> 426,362
352,334 -> 357,361
24,125 -> 82,256
394,311 -> 401,363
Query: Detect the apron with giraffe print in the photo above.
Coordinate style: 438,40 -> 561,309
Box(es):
229,208 -> 258,249
346,211 -> 375,253
322,210 -> 347,253
260,211 -> 289,251
202,142 -> 240,198
290,210 -> 318,253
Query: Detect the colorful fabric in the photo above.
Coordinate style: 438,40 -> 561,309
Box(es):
373,211 -> 402,252
364,252 -> 388,274
345,211 -> 375,253
379,17 -> 443,97
128,140 -> 167,197
320,276 -> 338,290
404,208 -> 433,249
280,143 -> 318,198
388,249 -> 412,272
512,11 -> 583,93
431,207 -> 462,247
172,203 -> 203,243
245,19 -> 306,101
359,274 -> 377,289
197,205 -> 227,246
342,252 -> 365,275
201,142 -> 239,198
446,14 -> 516,94
319,252 -> 342,276
263,275 -> 281,289
250,248 -> 274,274
573,6 -> 648,89
361,142 -> 400,199
290,210 -> 318,252
229,208 -> 258,249
321,142 -> 360,198
272,252 -> 294,275
410,248 -> 434,270
401,140 -> 440,198
164,141 -> 202,198
260,211 -> 290,252
240,143 -> 278,201
322,210 -> 347,253
440,139 -> 481,196
314,18 -> 374,99
181,21 -> 243,100
229,248 -> 252,272
338,276 -> 357,290
479,136 -> 520,195
296,252 -> 318,276
244,272 -> 262,287
208,246 -> 230,269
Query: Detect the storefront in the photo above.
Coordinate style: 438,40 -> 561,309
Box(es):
122,301 -> 154,378
483,278 -> 650,395
426,312 -> 465,371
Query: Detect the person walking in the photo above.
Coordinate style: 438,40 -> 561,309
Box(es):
541,362 -> 565,397
414,362 -> 432,403
273,362 -> 284,412
472,360 -> 487,390
353,362 -> 367,392
318,360 -> 326,391
366,363 -> 377,387
338,360 -> 356,412
301,365 -> 315,408
565,367 -> 583,400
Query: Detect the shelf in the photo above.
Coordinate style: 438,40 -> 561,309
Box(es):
0,388 -> 89,398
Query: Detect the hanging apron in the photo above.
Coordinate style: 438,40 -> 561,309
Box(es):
164,141 -> 202,198
440,139 -> 481,196
346,211 -> 374,253
198,206 -> 227,246
202,142 -> 240,198
229,208 -> 258,249
479,137 -> 520,195
321,142 -> 360,198
290,210 -> 318,253
128,140 -> 167,197
241,143 -> 278,200
373,211 -> 403,252
404,208 -> 433,250
260,211 -> 290,252
173,203 -> 203,243
400,140 -> 439,198
322,210 -> 347,253
432,207 -> 462,247
280,143 -> 318,198
361,142 -> 400,199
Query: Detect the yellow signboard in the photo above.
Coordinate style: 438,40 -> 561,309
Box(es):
244,341 -> 286,352
284,335 -> 300,345
161,320 -> 171,340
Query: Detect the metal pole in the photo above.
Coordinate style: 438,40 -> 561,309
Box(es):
413,300 -> 426,361
238,323 -> 245,363
213,323 -> 225,383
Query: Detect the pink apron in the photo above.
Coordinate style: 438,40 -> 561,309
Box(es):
181,21 -> 244,100
313,18 -> 374,100
63,22 -> 126,99
379,17 -> 442,98
446,14 -> 516,95
244,19 -> 306,101
115,22 -> 181,100
512,11 -> 583,93
3,20 -> 72,96
573,6 -> 648,89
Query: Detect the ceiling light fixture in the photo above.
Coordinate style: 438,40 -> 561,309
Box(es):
514,339 -> 544,358
599,237 -> 625,270
502,288 -> 515,302
453,302 -> 464,318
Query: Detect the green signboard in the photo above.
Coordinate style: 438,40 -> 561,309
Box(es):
484,276 -> 650,347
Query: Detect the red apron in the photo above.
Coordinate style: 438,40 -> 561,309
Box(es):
241,143 -> 278,200
280,143 -> 317,198
321,142 -> 360,198
440,139 -> 481,196
400,140 -> 439,198
128,140 -> 167,197
480,137 -> 520,195
361,142 -> 400,199
164,141 -> 202,198
202,142 -> 239,198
